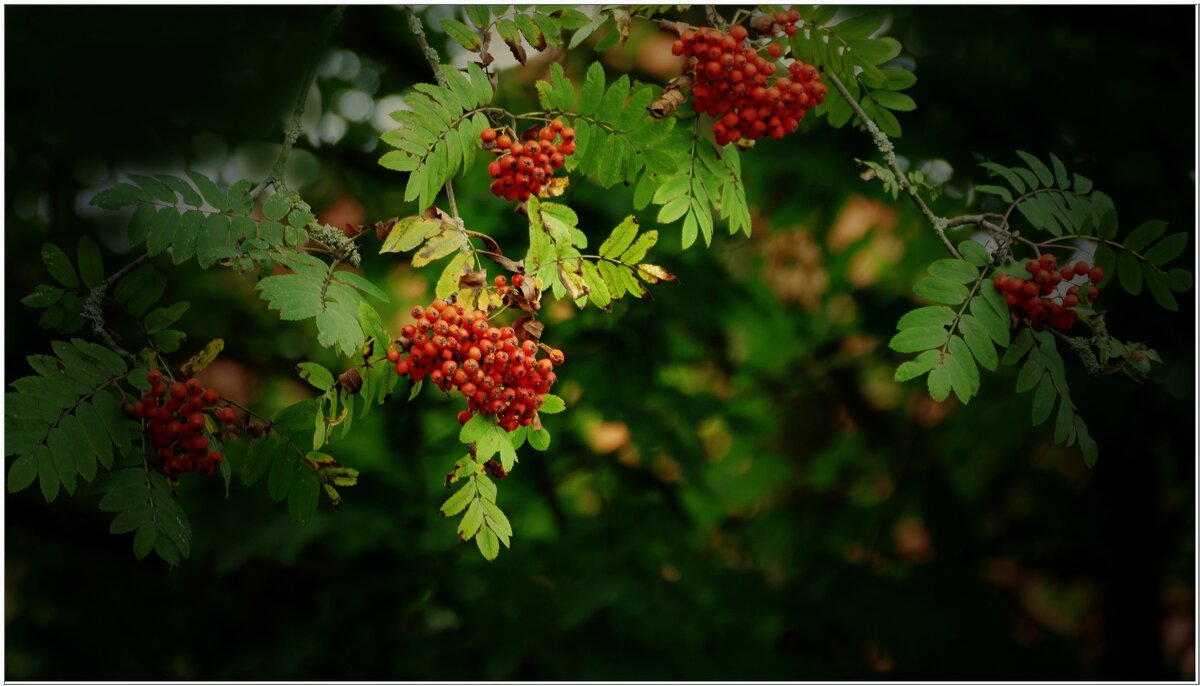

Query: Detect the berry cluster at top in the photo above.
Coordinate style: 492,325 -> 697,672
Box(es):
129,370 -> 235,479
482,120 -> 576,202
749,9 -> 801,37
672,18 -> 825,145
993,254 -> 1103,332
388,290 -> 564,432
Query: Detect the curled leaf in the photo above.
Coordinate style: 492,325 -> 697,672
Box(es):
180,339 -> 224,376
636,263 -> 677,284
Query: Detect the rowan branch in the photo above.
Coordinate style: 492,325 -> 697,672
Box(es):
825,71 -> 961,259
252,5 -> 347,199
82,253 -> 150,359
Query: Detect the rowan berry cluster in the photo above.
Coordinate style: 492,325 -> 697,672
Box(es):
750,9 -> 802,37
672,22 -> 825,145
129,370 -> 233,479
993,254 -> 1103,332
388,294 -> 564,432
482,120 -> 576,202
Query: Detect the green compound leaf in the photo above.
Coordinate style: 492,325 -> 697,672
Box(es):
913,276 -> 969,305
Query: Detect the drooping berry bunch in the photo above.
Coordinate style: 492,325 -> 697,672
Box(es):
388,296 -> 565,432
129,370 -> 234,479
993,254 -> 1104,332
482,120 -> 576,202
749,9 -> 802,37
672,22 -> 825,145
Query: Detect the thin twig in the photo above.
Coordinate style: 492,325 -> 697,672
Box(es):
82,253 -> 150,359
825,71 -> 961,259
252,5 -> 347,199
405,6 -> 448,86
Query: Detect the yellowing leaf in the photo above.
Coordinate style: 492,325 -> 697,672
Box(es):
179,338 -> 224,376
436,251 -> 473,299
380,216 -> 441,254
558,261 -> 589,300
412,229 -> 467,268
538,176 -> 570,198
636,263 -> 677,284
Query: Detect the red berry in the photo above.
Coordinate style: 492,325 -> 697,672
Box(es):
767,43 -> 783,58
218,406 -> 236,424
202,388 -> 220,406
1074,261 -> 1090,276
187,412 -> 206,431
481,127 -> 497,142
1088,266 -> 1104,283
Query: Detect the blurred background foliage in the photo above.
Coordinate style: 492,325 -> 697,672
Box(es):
5,5 -> 1195,680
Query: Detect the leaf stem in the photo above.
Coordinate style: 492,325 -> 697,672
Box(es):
252,6 -> 346,199
83,253 -> 150,359
824,71 -> 961,259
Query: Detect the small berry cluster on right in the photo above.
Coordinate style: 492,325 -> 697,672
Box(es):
389,295 -> 564,432
482,119 -> 575,202
993,254 -> 1103,332
129,370 -> 235,479
672,15 -> 825,145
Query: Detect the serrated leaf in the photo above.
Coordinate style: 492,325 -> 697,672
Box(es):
980,162 -> 1025,194
871,89 -> 916,111
1166,268 -> 1193,292
476,526 -> 500,559
1053,399 -> 1075,445
1143,233 -> 1187,266
441,482 -> 475,517
288,470 -> 320,524
133,525 -> 157,560
139,299 -> 186,333
41,244 -> 78,288
888,326 -> 947,353
436,251 -> 473,300
441,17 -> 481,50
958,314 -> 997,371
897,306 -> 956,330
77,236 -> 104,288
185,171 -> 228,211
412,229 -> 467,268
296,362 -> 334,391
7,453 -> 38,493
1143,266 -> 1178,311
928,259 -> 979,284
635,263 -> 676,284
1015,151 -> 1053,187
1049,153 -> 1070,189
1116,251 -> 1143,295
927,362 -> 950,402
21,285 -> 64,309
1123,220 -> 1166,252
599,216 -> 639,258
974,184 -> 1012,204
957,240 -> 991,267
1015,355 -> 1044,393
458,498 -> 484,540
540,394 -> 565,414
895,349 -> 941,382
913,277 -> 969,305
581,260 -> 611,308
267,451 -> 294,502
944,338 -> 976,403
1031,374 -> 1056,425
